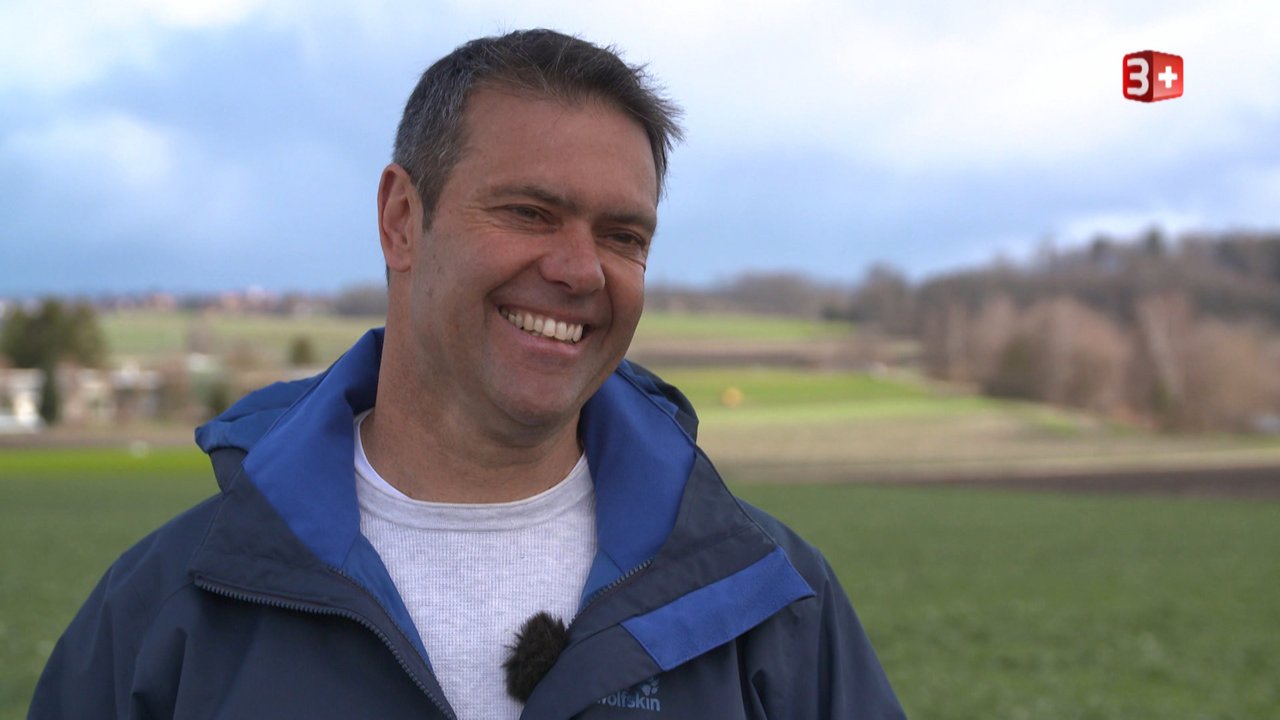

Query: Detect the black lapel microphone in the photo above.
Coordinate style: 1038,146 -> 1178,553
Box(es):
503,612 -> 570,702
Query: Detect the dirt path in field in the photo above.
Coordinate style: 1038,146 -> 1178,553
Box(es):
890,464 -> 1280,500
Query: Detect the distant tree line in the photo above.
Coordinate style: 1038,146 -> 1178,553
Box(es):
911,230 -> 1280,331
0,299 -> 108,425
646,272 -> 851,318
844,230 -> 1280,432
1,299 -> 107,370
332,285 -> 390,317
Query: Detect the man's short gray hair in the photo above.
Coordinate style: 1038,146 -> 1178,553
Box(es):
392,29 -> 684,229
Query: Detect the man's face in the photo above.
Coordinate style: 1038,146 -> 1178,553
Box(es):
402,86 -> 657,432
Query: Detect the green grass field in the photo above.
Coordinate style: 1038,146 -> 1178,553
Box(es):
100,311 -> 384,366
732,482 -> 1280,719
0,449 -> 214,719
642,367 -> 1280,478
2,449 -> 1276,719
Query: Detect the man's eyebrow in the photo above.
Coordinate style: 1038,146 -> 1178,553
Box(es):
488,183 -> 657,235
490,183 -> 581,214
601,209 -> 658,237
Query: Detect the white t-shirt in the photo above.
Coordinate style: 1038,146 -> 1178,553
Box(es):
353,411 -> 596,720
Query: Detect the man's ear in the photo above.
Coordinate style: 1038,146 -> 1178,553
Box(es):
377,163 -> 421,274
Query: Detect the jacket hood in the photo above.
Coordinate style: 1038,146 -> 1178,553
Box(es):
195,328 -> 702,476
194,327 -> 704,594
191,328 -> 812,697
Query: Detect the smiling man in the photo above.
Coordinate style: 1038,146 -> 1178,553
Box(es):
367,83 -> 656,505
29,30 -> 905,720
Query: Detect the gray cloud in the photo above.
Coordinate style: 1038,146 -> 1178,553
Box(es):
2,0 -> 1277,294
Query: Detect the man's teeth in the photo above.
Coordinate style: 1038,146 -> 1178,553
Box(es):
501,309 -> 584,343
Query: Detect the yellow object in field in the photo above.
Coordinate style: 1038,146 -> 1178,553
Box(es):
720,386 -> 744,408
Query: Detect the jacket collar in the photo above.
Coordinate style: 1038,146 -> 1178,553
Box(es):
195,328 -> 702,597
192,328 -> 813,715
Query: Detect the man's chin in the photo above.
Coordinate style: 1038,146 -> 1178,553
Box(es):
495,392 -> 588,434
485,366 -> 617,433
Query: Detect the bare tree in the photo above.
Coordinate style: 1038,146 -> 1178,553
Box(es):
1132,293 -> 1194,424
921,302 -> 972,382
849,264 -> 916,335
968,294 -> 1017,384
981,297 -> 1128,413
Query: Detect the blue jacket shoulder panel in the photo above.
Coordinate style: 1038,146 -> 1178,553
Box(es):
734,500 -> 907,719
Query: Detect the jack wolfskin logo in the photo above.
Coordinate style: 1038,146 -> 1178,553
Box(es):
597,676 -> 661,712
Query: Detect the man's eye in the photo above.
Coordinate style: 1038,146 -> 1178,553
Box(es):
506,206 -> 543,221
610,233 -> 650,252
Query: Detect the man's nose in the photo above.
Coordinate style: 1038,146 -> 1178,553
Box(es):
540,223 -> 606,294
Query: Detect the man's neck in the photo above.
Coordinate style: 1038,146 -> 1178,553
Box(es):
360,386 -> 583,504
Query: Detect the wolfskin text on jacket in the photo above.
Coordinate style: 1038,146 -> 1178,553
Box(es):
29,328 -> 906,719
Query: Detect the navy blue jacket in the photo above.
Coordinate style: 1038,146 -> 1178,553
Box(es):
29,329 -> 905,719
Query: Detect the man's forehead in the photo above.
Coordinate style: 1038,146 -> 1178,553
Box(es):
456,85 -> 660,196
447,90 -> 657,209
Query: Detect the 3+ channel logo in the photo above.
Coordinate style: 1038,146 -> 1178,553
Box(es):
1124,50 -> 1183,102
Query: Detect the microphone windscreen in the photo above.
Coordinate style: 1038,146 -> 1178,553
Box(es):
503,612 -> 570,702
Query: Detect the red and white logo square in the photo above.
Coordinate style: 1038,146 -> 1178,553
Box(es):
1124,51 -> 1183,102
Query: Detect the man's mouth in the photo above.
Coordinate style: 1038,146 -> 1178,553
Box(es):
501,308 -> 585,344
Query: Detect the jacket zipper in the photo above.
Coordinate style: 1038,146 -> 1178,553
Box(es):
193,573 -> 457,720
573,558 -> 652,628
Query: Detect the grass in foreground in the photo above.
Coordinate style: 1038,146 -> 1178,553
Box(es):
0,449 -> 214,719
732,482 -> 1280,719
2,450 -> 1277,719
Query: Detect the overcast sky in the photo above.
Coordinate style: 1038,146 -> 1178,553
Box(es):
2,0 -> 1277,295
